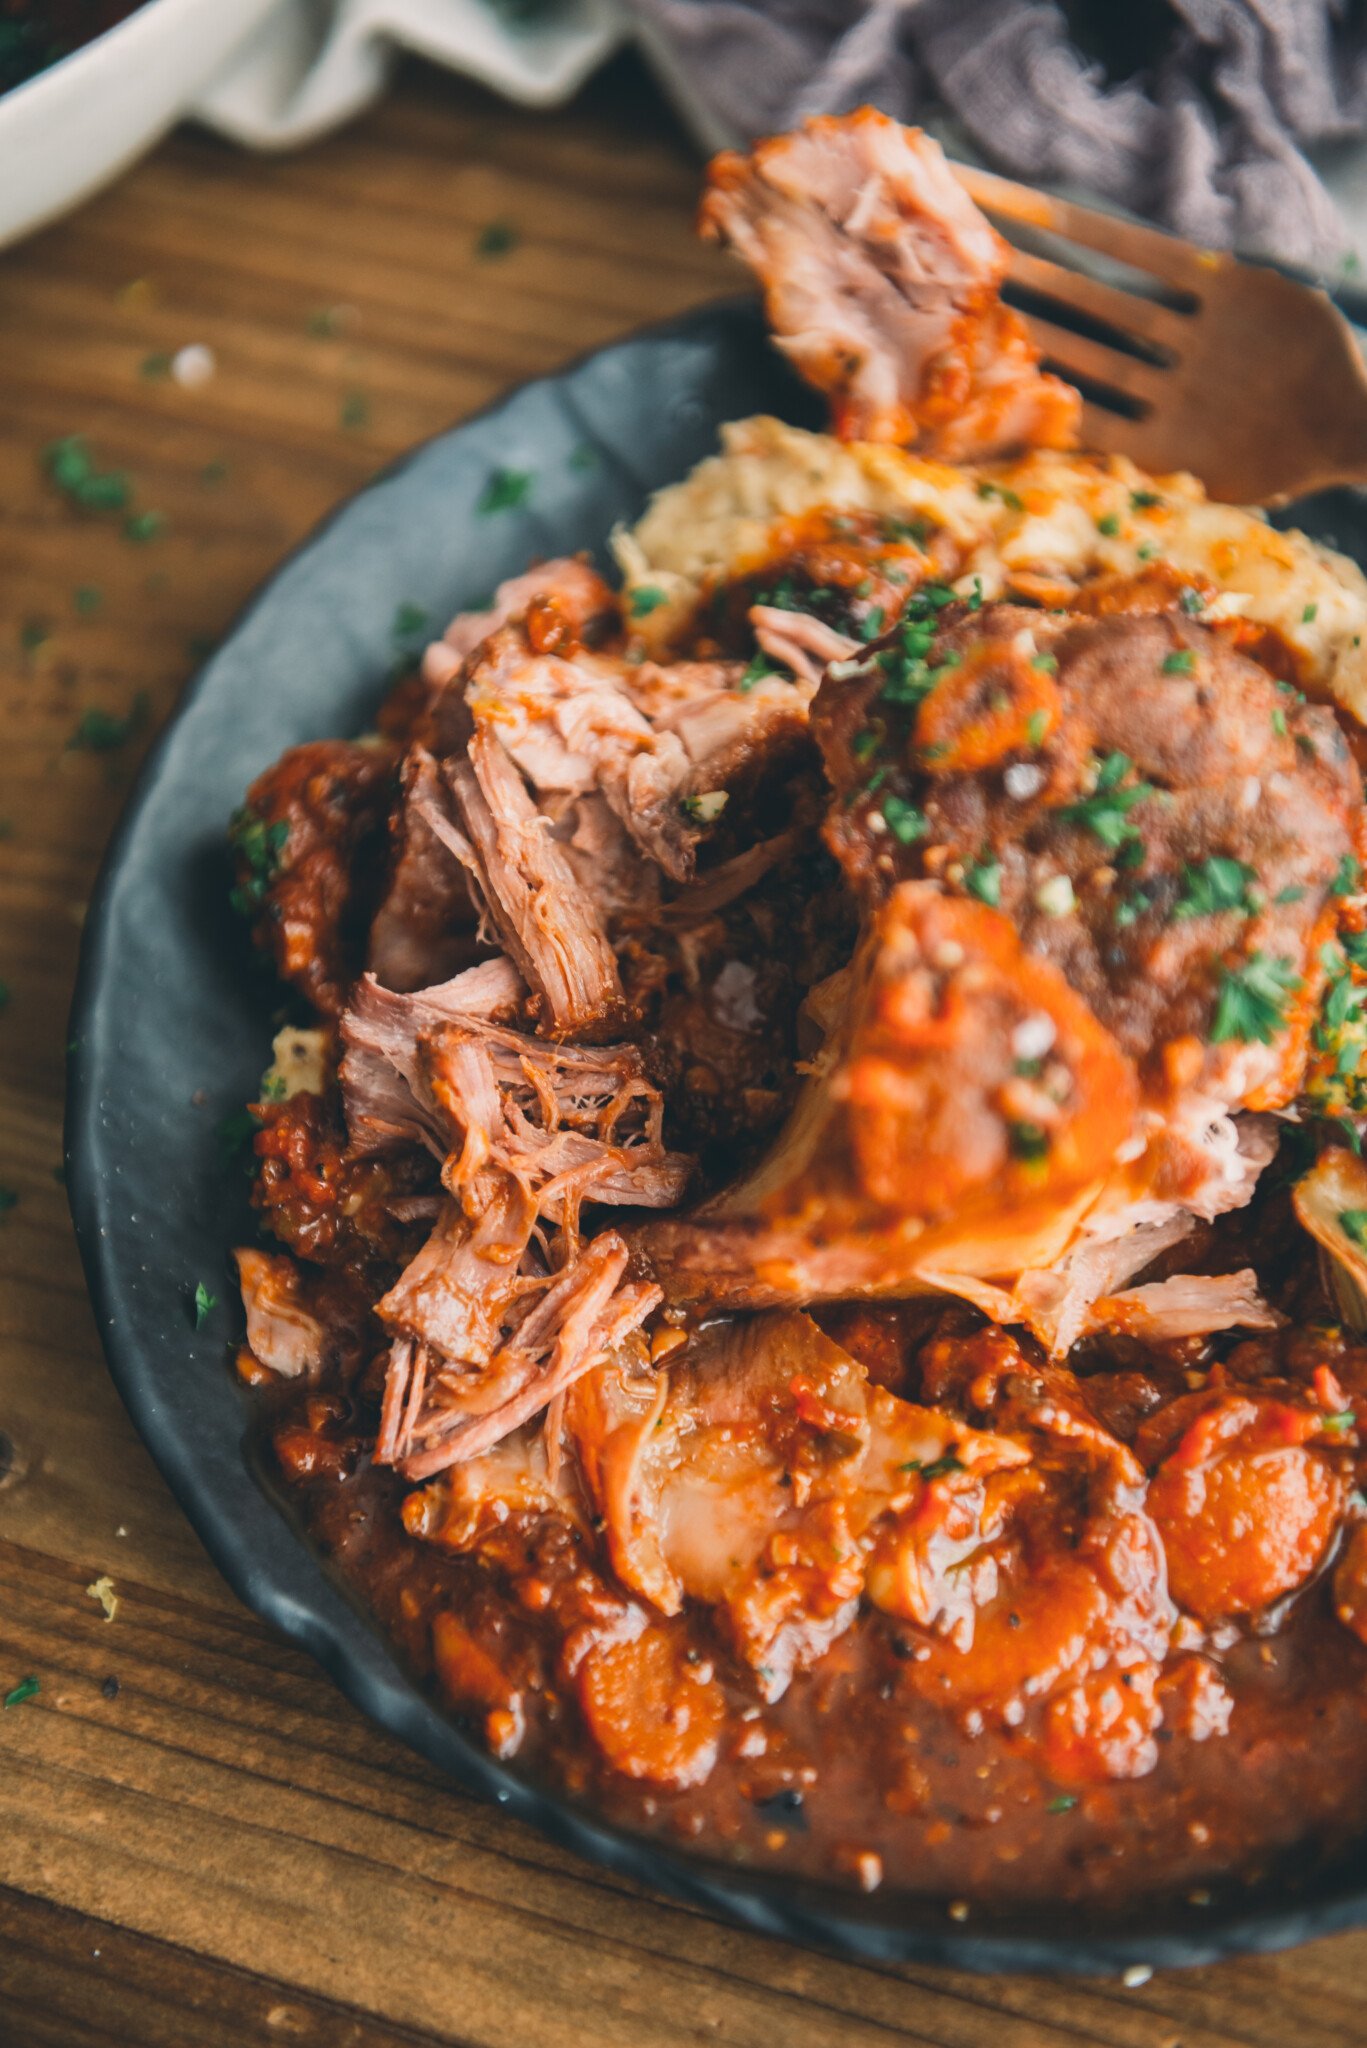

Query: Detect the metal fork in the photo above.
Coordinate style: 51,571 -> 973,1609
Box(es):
953,161 -> 1367,506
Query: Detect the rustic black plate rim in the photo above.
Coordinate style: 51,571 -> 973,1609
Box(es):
63,296 -> 1367,1976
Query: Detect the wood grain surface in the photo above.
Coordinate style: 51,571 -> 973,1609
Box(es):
3,50 -> 1367,2048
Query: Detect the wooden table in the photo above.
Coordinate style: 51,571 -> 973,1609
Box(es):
3,51 -> 1367,2048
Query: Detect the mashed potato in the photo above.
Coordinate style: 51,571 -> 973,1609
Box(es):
615,416 -> 1367,721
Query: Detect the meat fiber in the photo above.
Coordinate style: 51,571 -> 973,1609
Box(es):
340,958 -> 525,1156
460,624 -> 810,885
700,110 -> 1079,456
367,747 -> 481,992
444,733 -> 628,1038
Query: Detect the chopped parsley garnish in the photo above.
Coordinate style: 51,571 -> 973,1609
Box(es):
391,601 -> 429,655
1114,890 -> 1152,929
1130,490 -> 1163,510
1304,603 -> 1319,623
44,436 -> 131,513
1008,1120 -> 1051,1163
478,467 -> 532,515
965,855 -> 1002,907
682,790 -> 727,824
1032,651 -> 1058,673
1026,709 -> 1049,748
1161,648 -> 1196,675
966,575 -> 984,612
340,392 -> 370,432
858,605 -> 886,642
899,1454 -> 965,1480
739,651 -> 778,693
629,586 -> 667,618
140,351 -> 173,380
1047,1794 -> 1079,1814
307,306 -> 346,337
1275,884 -> 1307,905
1136,541 -> 1158,562
882,795 -> 928,845
229,805 -> 289,914
1272,707 -> 1288,737
977,481 -> 1024,510
850,727 -> 881,760
1056,753 -> 1156,851
1340,1209 -> 1367,1249
3,1677 -> 39,1710
1334,854 -> 1361,897
1324,1409 -> 1358,1432
475,221 -> 518,258
1211,952 -> 1302,1045
192,1282 -> 217,1329
217,1107 -> 260,1168
880,514 -> 931,546
1095,512 -> 1121,537
1173,856 -> 1259,922
1179,587 -> 1205,615
67,694 -> 150,754
201,459 -> 229,486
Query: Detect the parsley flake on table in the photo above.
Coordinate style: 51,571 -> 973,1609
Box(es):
1173,856 -> 1259,921
475,221 -> 519,258
1211,952 -> 1302,1045
3,1677 -> 39,1710
44,435 -> 131,513
67,694 -> 150,755
340,392 -> 370,432
123,509 -> 166,544
140,351 -> 173,380
73,585 -> 102,616
0,1188 -> 16,1221
0,980 -> 9,1013
192,1282 -> 217,1329
1056,752 -> 1156,851
477,467 -> 532,515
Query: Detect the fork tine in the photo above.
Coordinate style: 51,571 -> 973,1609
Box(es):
953,162 -> 1217,295
1017,314 -> 1168,405
1077,402 -> 1159,460
1000,246 -> 1188,353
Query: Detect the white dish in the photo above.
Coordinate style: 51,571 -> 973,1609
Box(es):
0,0 -> 279,250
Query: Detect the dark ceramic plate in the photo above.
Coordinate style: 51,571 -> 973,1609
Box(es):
66,299 -> 1367,1974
